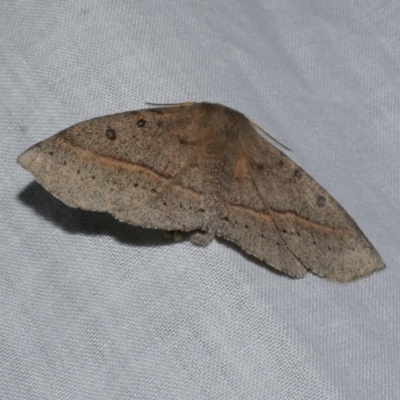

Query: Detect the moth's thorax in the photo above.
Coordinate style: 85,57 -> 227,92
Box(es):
192,102 -> 250,142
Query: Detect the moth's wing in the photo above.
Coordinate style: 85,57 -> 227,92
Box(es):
216,143 -> 308,278
17,107 -> 206,232
230,126 -> 384,282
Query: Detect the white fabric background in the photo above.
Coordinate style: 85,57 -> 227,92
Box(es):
2,1 -> 399,399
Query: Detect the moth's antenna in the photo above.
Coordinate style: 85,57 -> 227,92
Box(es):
250,121 -> 292,152
146,102 -> 196,107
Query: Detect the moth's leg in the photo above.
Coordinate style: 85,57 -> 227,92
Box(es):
163,231 -> 183,241
189,228 -> 216,246
189,208 -> 223,246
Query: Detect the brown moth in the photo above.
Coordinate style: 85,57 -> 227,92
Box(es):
17,102 -> 384,282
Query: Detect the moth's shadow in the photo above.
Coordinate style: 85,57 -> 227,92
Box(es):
18,182 -> 169,247
18,182 -> 290,277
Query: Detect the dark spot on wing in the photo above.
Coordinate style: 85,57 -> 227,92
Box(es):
178,137 -> 189,145
105,129 -> 116,140
316,195 -> 326,207
294,169 -> 302,179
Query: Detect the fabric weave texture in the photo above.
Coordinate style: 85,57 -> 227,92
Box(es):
2,1 -> 399,399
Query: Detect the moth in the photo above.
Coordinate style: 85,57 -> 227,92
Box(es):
18,102 -> 385,282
